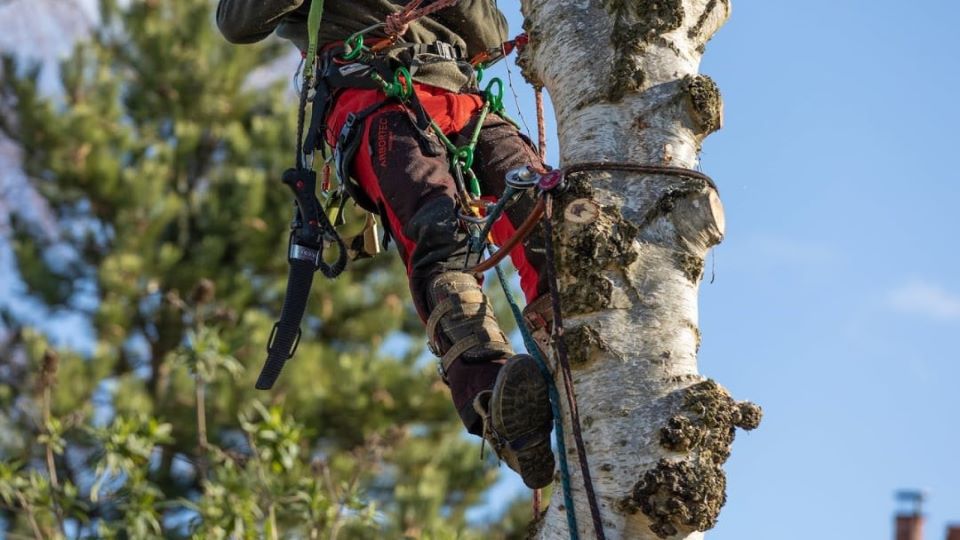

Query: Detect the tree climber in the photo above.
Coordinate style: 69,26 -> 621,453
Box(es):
216,0 -> 557,489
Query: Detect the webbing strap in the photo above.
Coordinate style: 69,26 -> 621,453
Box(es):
303,0 -> 325,90
439,330 -> 509,374
260,0 -> 345,391
426,290 -> 486,346
295,0 -> 325,169
441,335 -> 480,373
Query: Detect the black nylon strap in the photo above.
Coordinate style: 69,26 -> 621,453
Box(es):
257,257 -> 314,390
256,168 -> 346,390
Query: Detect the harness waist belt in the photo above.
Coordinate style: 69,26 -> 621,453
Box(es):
392,41 -> 467,61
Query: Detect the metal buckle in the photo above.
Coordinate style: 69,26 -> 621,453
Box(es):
339,113 -> 357,145
427,338 -> 450,383
426,337 -> 440,357
434,352 -> 452,386
289,243 -> 321,265
266,322 -> 302,359
338,63 -> 369,77
437,41 -> 454,60
435,359 -> 447,381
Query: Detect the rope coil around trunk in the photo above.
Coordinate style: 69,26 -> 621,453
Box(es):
465,162 -> 716,275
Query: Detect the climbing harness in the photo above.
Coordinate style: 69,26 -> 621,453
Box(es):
258,0 -> 476,389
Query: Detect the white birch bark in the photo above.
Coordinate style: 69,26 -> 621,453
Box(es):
517,1 -> 761,538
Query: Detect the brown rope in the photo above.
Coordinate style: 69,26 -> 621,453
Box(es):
541,193 -> 606,540
465,196 -> 545,274
566,161 -> 717,190
535,87 -> 547,162
385,0 -> 459,38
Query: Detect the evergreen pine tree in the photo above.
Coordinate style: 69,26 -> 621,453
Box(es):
0,1 -> 506,537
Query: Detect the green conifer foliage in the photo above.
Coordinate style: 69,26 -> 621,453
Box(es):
0,1 -> 504,537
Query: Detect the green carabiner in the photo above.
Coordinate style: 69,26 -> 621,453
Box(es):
390,67 -> 414,100
468,174 -> 481,197
484,77 -> 504,113
343,33 -> 365,60
475,65 -> 485,84
454,146 -> 475,171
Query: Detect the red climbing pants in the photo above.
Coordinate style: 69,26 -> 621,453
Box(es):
326,84 -> 549,318
326,84 -> 549,433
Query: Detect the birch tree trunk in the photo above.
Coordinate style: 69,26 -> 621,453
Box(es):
517,1 -> 761,538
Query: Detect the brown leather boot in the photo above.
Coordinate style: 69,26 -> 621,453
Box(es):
426,273 -> 555,487
473,354 -> 555,489
522,294 -> 554,361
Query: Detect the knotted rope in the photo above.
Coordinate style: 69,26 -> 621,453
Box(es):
385,0 -> 460,38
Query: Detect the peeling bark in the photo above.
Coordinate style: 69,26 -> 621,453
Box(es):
517,1 -> 759,538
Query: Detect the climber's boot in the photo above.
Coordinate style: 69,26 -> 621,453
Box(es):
473,354 -> 555,489
522,294 -> 554,361
427,271 -> 515,428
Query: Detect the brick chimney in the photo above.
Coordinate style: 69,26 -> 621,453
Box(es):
895,514 -> 924,540
894,490 -> 926,540
945,525 -> 960,540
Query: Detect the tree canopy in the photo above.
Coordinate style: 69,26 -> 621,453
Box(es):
0,0 -> 530,537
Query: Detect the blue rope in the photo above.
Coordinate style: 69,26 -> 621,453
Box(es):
491,258 -> 580,539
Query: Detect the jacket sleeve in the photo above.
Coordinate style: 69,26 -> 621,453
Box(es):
216,0 -> 306,44
433,0 -> 508,57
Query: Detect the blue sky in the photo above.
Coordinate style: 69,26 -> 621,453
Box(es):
2,1 -> 958,538
693,1 -> 959,538
487,0 -> 960,538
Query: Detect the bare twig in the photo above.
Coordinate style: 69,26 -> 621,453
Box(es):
268,504 -> 279,540
194,374 -> 209,479
15,493 -> 45,540
246,430 -> 281,538
40,349 -> 66,538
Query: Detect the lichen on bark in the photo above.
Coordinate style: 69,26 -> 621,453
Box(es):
616,380 -> 761,538
618,458 -> 726,538
516,17 -> 543,87
564,325 -> 606,366
660,379 -> 762,461
688,0 -> 731,52
557,199 -> 639,314
602,0 -> 685,101
681,74 -> 723,135
673,251 -> 704,283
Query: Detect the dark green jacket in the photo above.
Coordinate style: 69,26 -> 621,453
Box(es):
216,0 -> 508,91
